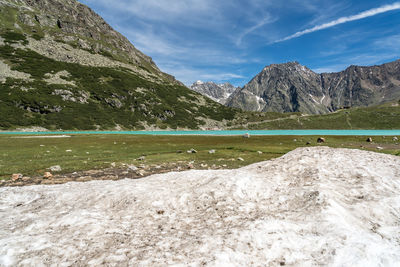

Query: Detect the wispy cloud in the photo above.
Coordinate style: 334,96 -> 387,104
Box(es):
160,63 -> 245,86
236,16 -> 276,46
276,2 -> 400,43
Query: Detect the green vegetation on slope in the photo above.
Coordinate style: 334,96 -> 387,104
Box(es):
231,103 -> 400,130
0,34 -> 236,130
0,134 -> 398,179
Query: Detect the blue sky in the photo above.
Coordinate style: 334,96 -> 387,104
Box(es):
79,0 -> 400,86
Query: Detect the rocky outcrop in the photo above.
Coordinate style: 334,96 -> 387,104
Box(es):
190,81 -> 239,104
1,0 -> 176,82
227,60 -> 400,114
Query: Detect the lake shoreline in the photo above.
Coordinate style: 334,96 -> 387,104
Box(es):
1,129 -> 400,136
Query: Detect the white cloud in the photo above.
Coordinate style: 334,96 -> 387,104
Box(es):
236,16 -> 276,46
276,2 -> 400,43
160,63 -> 244,86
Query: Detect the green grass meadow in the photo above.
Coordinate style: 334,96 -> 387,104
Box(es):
1,134 -> 399,180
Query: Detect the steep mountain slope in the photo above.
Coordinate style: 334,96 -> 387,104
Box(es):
227,61 -> 400,114
190,81 -> 238,104
0,0 -> 236,130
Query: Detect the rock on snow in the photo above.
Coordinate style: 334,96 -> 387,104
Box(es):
1,147 -> 400,266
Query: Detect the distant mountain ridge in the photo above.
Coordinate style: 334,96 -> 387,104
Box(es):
226,60 -> 400,114
190,81 -> 239,104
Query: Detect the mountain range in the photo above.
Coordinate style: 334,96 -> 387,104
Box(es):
0,0 -> 236,130
225,60 -> 400,114
0,0 -> 399,131
189,81 -> 238,104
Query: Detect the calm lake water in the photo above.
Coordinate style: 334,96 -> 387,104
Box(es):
1,130 -> 399,136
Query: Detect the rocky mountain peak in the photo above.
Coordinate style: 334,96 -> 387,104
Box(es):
226,60 -> 400,114
190,81 -> 239,104
2,0 -> 180,82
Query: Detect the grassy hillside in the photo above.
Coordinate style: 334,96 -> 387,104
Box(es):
231,103 -> 400,130
0,32 -> 236,130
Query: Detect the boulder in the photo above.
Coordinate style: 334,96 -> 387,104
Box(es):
393,137 -> 398,141
12,173 -> 23,181
128,165 -> 138,171
43,172 -> 53,179
137,156 -> 146,161
243,133 -> 251,138
317,137 -> 326,143
208,149 -> 216,154
366,137 -> 373,143
187,149 -> 197,154
49,165 -> 62,172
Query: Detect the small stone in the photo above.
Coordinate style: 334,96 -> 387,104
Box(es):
110,162 -> 116,167
128,165 -> 138,171
49,165 -> 62,172
208,149 -> 216,154
43,172 -> 53,179
200,163 -> 208,168
243,133 -> 250,138
317,137 -> 325,143
237,157 -> 244,161
177,150 -> 183,153
22,176 -> 31,182
293,139 -> 297,142
306,142 -> 311,145
136,170 -> 146,176
137,156 -> 146,161
12,173 -> 23,181
187,148 -> 197,154
257,151 -> 263,155
187,164 -> 194,169
376,146 -> 384,150
393,137 -> 398,141
66,149 -> 72,152
366,137 -> 373,143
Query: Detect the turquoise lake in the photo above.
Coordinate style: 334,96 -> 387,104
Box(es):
0,130 -> 399,136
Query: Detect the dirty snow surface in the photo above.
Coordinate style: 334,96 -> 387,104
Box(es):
1,147 -> 400,266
